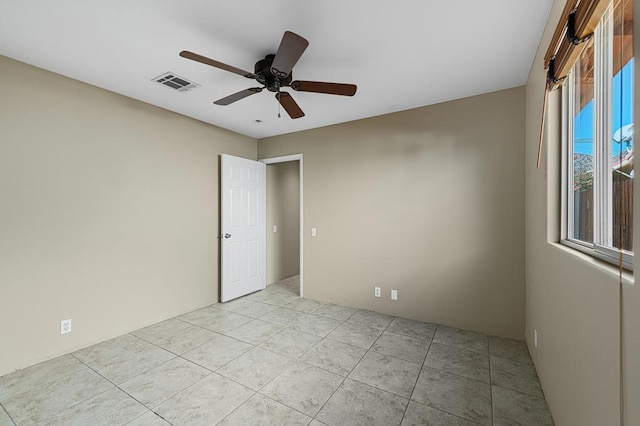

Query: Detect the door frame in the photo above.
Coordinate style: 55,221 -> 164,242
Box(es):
260,154 -> 304,298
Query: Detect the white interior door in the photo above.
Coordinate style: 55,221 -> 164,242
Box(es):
221,154 -> 266,302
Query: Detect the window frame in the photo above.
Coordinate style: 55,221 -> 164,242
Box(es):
560,4 -> 634,271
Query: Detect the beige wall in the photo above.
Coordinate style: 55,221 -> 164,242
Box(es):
266,161 -> 300,284
259,87 -> 526,339
524,1 -> 639,425
0,56 -> 256,376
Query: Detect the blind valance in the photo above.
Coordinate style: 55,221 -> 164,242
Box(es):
544,0 -> 609,87
538,0 -> 610,167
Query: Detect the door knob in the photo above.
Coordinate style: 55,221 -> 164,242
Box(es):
224,233 -> 231,239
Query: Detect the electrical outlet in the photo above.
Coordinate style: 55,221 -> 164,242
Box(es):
273,225 -> 277,233
311,228 -> 317,237
60,319 -> 72,335
534,329 -> 538,348
374,287 -> 381,297
391,289 -> 398,300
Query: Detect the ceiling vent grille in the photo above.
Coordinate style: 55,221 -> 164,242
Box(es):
152,72 -> 199,92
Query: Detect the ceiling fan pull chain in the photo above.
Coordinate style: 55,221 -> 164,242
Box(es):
277,88 -> 281,118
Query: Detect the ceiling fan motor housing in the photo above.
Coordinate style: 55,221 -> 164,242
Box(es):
255,54 -> 292,92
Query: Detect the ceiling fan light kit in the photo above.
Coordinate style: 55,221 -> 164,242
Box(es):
180,31 -> 357,119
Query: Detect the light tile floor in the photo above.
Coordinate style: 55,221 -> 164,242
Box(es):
0,276 -> 554,425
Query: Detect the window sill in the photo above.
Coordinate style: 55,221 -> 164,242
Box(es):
550,241 -> 634,285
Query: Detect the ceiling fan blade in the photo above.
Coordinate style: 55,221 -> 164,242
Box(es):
180,51 -> 257,79
291,80 -> 357,96
214,87 -> 263,106
270,31 -> 309,78
276,92 -> 305,119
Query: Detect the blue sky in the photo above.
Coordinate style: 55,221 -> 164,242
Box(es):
574,59 -> 634,155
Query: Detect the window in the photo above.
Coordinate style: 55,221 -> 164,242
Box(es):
562,0 -> 634,269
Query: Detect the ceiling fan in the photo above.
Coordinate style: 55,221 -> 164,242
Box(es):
179,31 -> 357,119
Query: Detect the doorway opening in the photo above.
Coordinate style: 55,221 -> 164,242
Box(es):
260,154 -> 303,297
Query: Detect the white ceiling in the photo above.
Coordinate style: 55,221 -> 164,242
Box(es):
0,0 -> 553,139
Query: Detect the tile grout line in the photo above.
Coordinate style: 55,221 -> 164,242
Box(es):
213,390 -> 259,424
489,340 -> 551,425
7,355 -> 127,425
398,323 -> 436,425
280,307 -> 365,424
294,312 -> 439,424
316,313 -> 423,424
427,326 -> 482,377
142,287 -> 350,416
488,354 -> 548,399
0,356 -> 88,405
212,308 -> 344,423
208,387 -> 258,426
0,401 -> 17,426
489,339 -> 495,426
491,383 -> 549,400
128,329 -> 217,359
305,311 -> 356,424
152,368 -> 252,416
69,352 -> 158,412
71,347 -> 219,425
255,390 -> 321,422
422,341 -> 495,384
167,301 -> 324,421
406,324 -> 491,426
124,368 -> 216,417
308,374 -> 348,424
123,409 -> 176,426
429,339 -> 492,356
216,328 -> 336,423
